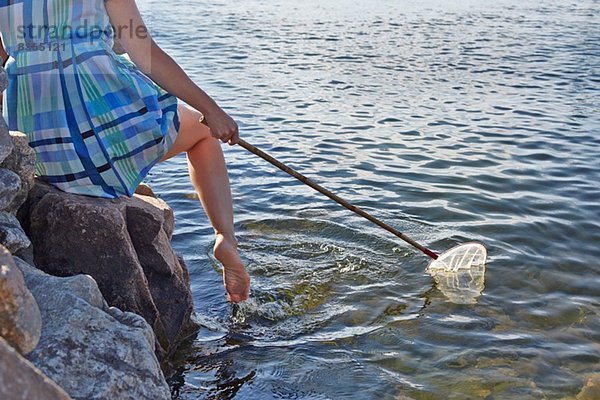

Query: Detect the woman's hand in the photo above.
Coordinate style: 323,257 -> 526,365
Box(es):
106,0 -> 235,139
203,106 -> 240,146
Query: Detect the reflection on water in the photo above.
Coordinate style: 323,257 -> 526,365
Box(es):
428,264 -> 486,305
142,0 -> 600,398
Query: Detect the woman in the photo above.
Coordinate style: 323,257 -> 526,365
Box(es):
0,0 -> 250,303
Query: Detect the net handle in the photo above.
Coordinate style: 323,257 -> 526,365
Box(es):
237,138 -> 439,260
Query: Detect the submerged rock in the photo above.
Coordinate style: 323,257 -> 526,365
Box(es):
19,179 -> 199,359
0,336 -> 72,400
0,245 -> 41,354
15,257 -> 171,400
577,374 -> 600,400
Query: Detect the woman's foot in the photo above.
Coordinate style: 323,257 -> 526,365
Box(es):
213,232 -> 251,303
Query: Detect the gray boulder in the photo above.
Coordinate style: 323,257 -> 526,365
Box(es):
0,211 -> 31,253
0,336 -> 72,400
0,66 -> 6,91
19,179 -> 199,360
0,66 -> 14,166
0,167 -> 21,211
0,121 -> 13,166
15,257 -> 171,400
0,245 -> 41,354
0,131 -> 36,213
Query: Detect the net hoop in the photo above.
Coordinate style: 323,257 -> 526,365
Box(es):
427,242 -> 487,273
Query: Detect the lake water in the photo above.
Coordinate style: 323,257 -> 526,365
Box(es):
140,0 -> 600,399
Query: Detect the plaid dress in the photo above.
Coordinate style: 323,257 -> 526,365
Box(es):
0,0 -> 179,198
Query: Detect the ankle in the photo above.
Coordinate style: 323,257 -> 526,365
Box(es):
215,231 -> 237,246
213,232 -> 245,270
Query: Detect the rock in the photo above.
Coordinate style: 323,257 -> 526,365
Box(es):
0,67 -> 14,164
135,181 -> 157,198
16,257 -> 107,311
577,374 -> 600,400
0,131 -> 36,213
0,67 -> 5,107
0,245 -> 41,354
0,167 -> 20,210
0,211 -> 31,253
0,66 -> 6,91
20,179 -> 199,360
0,121 -> 13,166
0,336 -> 72,400
14,257 -> 171,400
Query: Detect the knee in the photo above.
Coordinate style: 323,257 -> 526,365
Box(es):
179,105 -> 204,128
180,105 -> 212,137
187,134 -> 221,156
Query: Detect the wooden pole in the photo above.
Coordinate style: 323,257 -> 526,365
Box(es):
237,138 -> 439,260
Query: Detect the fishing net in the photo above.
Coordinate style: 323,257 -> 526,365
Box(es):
426,243 -> 487,304
427,242 -> 487,273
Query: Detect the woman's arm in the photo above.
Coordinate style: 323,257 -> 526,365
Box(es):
104,0 -> 239,144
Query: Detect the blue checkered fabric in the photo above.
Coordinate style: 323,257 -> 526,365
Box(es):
0,0 -> 179,198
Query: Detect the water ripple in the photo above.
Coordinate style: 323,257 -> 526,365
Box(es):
142,0 -> 600,398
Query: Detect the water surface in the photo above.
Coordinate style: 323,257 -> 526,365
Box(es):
141,0 -> 600,398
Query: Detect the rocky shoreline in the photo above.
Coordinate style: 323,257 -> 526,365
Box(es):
0,66 -> 199,399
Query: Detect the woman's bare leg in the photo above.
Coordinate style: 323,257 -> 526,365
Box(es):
160,105 -> 250,303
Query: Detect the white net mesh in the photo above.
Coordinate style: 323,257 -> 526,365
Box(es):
427,242 -> 487,273
426,243 -> 487,304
